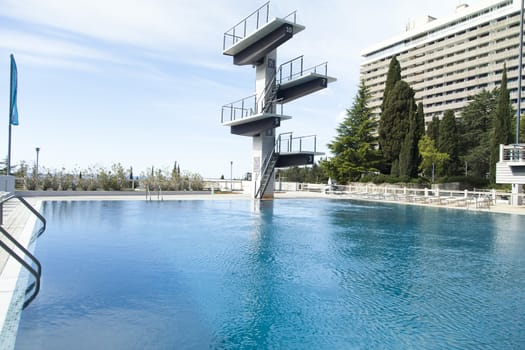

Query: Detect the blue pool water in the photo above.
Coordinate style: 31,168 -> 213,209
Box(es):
14,199 -> 525,349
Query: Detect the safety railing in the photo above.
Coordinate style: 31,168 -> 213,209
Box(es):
500,144 -> 525,163
0,194 -> 46,237
0,227 -> 41,309
0,194 -> 46,309
221,95 -> 257,123
276,132 -> 317,154
223,2 -> 270,50
221,94 -> 285,123
223,2 -> 299,50
146,185 -> 164,201
277,56 -> 328,84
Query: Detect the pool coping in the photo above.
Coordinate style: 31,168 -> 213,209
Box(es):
0,200 -> 41,350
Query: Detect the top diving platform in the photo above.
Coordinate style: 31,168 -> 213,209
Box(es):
223,2 -> 305,65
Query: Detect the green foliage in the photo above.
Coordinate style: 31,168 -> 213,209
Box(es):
416,102 -> 425,140
418,135 -> 449,181
426,116 -> 440,141
379,79 -> 417,175
324,80 -> 381,183
438,175 -> 489,189
490,65 -> 513,183
14,162 -> 203,191
437,110 -> 460,176
522,115 -> 525,141
382,56 -> 401,106
141,166 -> 203,191
457,89 -> 497,179
278,162 -> 328,184
398,102 -> 420,178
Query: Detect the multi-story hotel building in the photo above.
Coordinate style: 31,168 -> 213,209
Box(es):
360,0 -> 523,122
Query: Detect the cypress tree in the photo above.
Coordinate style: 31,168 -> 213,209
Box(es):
379,56 -> 402,173
426,116 -> 440,141
380,80 -> 416,176
398,102 -> 419,178
437,110 -> 460,176
382,56 -> 401,101
415,102 -> 425,140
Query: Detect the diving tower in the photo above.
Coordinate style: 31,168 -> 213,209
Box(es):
221,2 -> 336,200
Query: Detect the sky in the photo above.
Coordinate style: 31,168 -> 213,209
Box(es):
0,0 -> 468,179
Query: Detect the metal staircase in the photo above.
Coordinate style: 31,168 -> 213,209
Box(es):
262,82 -> 280,113
255,149 -> 279,199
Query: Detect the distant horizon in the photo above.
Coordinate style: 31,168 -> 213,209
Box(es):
1,0 -> 467,178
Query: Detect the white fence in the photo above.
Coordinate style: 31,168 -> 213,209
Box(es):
315,183 -> 524,208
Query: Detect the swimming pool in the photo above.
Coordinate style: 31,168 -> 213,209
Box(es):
13,199 -> 525,349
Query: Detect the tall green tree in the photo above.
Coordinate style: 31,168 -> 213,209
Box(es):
380,80 -> 417,176
490,65 -> 513,183
415,102 -> 425,140
437,110 -> 460,176
379,56 -> 402,174
457,90 -> 497,178
426,116 -> 440,141
324,80 -> 381,183
398,101 -> 419,178
382,56 -> 401,100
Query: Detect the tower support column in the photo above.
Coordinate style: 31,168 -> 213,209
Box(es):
251,50 -> 277,199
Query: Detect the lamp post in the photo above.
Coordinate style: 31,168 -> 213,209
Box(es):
230,161 -> 233,192
35,147 -> 40,175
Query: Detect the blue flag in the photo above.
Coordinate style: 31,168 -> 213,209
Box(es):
10,54 -> 19,126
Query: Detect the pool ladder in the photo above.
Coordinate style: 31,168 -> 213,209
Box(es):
145,185 -> 164,201
0,194 -> 46,309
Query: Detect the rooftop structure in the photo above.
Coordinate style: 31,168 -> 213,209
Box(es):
360,0 -> 524,122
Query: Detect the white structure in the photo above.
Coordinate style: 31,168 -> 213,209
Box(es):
496,144 -> 525,205
360,0 -> 524,122
221,3 -> 335,199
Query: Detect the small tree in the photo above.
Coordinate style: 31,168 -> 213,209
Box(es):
419,135 -> 449,183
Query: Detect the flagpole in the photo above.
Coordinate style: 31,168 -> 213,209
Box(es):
7,66 -> 13,176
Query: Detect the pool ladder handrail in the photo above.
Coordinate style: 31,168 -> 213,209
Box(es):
145,185 -> 164,201
0,194 -> 47,309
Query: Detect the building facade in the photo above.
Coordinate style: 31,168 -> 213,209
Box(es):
360,0 -> 523,122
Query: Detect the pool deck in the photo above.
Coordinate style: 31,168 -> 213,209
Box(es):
1,189 -> 524,348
